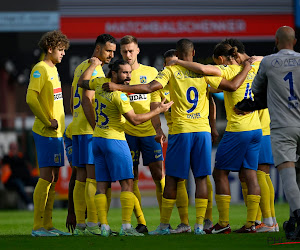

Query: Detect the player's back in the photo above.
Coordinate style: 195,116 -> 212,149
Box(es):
254,50 -> 300,129
156,65 -> 210,134
91,78 -> 132,140
210,63 -> 261,132
72,59 -> 105,135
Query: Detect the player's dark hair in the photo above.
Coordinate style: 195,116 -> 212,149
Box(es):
176,39 -> 194,57
163,49 -> 177,61
38,30 -> 70,53
107,59 -> 129,78
221,39 -> 245,54
120,35 -> 138,46
213,42 -> 238,61
95,34 -> 116,47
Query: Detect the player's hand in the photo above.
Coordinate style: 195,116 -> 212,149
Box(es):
233,107 -> 252,116
211,128 -> 219,145
102,82 -> 119,92
89,57 -> 101,66
166,59 -> 178,66
49,119 -> 58,130
158,98 -> 174,113
155,130 -> 166,148
66,212 -> 76,233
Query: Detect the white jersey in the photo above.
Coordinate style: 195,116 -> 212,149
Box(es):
252,49 -> 300,129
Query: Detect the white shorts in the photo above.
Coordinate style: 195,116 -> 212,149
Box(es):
270,127 -> 300,166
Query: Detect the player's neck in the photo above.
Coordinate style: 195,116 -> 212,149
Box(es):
92,53 -> 104,66
131,61 -> 140,70
43,56 -> 56,67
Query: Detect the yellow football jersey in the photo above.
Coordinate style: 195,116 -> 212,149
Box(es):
205,62 -> 261,132
258,109 -> 271,136
72,59 -> 105,135
151,85 -> 173,132
155,65 -> 210,135
124,64 -> 160,137
89,78 -> 133,140
28,61 -> 65,137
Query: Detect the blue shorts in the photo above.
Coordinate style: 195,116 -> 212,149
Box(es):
215,129 -> 262,172
72,134 -> 94,167
258,135 -> 274,165
63,132 -> 72,164
165,132 -> 212,179
125,134 -> 163,166
93,137 -> 134,182
32,131 -> 64,168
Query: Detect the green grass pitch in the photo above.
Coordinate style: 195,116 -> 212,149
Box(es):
0,203 -> 297,249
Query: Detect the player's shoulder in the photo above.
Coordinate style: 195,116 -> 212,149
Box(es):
31,61 -> 50,77
139,64 -> 158,74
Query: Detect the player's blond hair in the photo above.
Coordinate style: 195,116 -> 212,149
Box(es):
120,35 -> 138,46
38,30 -> 70,53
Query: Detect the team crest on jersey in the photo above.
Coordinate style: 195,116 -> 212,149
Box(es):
128,93 -> 148,102
140,76 -> 147,84
54,87 -> 63,101
54,154 -> 61,164
68,147 -> 72,156
174,71 -> 184,79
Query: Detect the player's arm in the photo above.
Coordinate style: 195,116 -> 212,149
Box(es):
150,102 -> 166,147
82,89 -> 96,129
103,80 -> 163,94
217,59 -> 253,92
168,59 -> 222,76
124,99 -> 173,125
78,57 -> 101,90
235,60 -> 268,112
209,93 -> 218,144
70,86 -> 74,115
26,89 -> 57,129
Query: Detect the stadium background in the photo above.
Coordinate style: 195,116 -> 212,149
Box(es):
0,0 -> 297,208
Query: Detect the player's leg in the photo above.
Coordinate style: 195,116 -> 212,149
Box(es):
171,178 -> 190,233
72,135 -> 88,235
149,134 -> 191,235
31,132 -> 67,236
191,132 -> 211,235
204,176 -> 214,230
140,135 -> 164,212
256,164 -> 275,232
235,130 -> 262,233
271,127 -> 300,239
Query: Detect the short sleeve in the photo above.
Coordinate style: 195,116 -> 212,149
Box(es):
154,67 -> 172,88
28,65 -> 46,93
114,92 -> 133,114
205,76 -> 222,90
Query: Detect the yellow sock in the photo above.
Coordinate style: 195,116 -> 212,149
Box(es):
266,174 -> 276,218
195,198 -> 208,225
33,178 -> 51,230
246,195 -> 261,228
154,177 -> 165,212
205,176 -> 213,222
176,180 -> 189,225
95,194 -> 108,225
120,191 -> 135,224
85,178 -> 97,224
161,197 -> 176,224
241,182 -> 248,206
256,207 -> 262,222
215,194 -> 231,227
43,182 -> 56,230
73,180 -> 86,225
257,170 -> 271,219
106,188 -> 112,212
133,180 -> 142,205
133,194 -> 147,225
